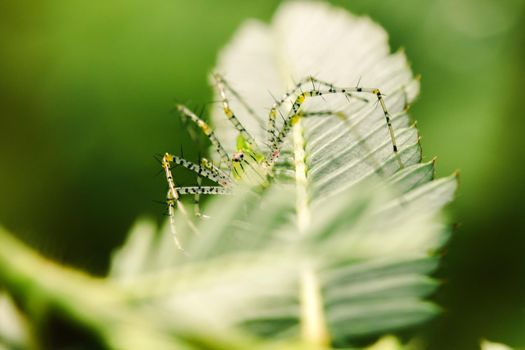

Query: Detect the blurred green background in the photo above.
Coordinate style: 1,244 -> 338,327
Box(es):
1,0 -> 524,348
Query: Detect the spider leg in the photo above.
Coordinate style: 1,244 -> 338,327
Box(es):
166,191 -> 184,251
176,104 -> 232,215
266,77 -> 369,149
301,108 -> 409,177
267,78 -> 407,169
193,175 -> 207,218
177,183 -> 231,220
166,183 -> 231,248
162,152 -> 236,247
176,104 -> 230,168
213,73 -> 263,124
163,153 -> 232,187
212,73 -> 259,149
175,186 -> 231,195
162,154 -> 201,250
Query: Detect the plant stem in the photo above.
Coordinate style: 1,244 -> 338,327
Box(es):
0,226 -> 195,349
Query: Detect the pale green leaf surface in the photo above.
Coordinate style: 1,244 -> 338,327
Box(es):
109,1 -> 457,347
109,180 -> 456,344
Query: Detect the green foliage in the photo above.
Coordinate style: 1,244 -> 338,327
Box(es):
0,292 -> 31,350
481,340 -> 515,350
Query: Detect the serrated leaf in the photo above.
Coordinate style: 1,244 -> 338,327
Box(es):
109,2 -> 458,348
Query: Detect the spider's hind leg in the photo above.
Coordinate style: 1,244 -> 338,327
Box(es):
265,77 -> 368,145
266,78 -> 407,169
301,108 -> 410,177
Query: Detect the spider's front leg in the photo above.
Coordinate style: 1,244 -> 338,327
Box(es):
212,73 -> 259,150
176,104 -> 233,217
161,152 -> 234,247
161,153 -> 199,250
177,104 -> 231,168
212,73 -> 263,125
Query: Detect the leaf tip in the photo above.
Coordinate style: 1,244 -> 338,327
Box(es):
452,169 -> 461,186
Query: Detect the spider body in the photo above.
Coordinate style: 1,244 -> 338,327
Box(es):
162,74 -> 408,249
